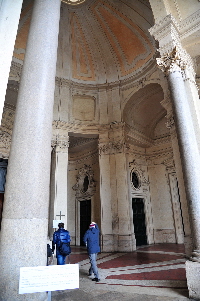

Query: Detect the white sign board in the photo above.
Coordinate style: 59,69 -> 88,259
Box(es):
19,264 -> 79,294
53,220 -> 62,228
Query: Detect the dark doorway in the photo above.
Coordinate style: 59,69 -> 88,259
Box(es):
132,198 -> 147,246
0,193 -> 4,229
0,159 -> 8,229
80,200 -> 91,246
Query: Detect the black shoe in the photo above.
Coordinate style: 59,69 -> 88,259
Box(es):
92,278 -> 100,282
88,273 -> 92,276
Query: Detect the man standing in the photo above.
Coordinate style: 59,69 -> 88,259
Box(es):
52,222 -> 71,265
83,222 -> 100,282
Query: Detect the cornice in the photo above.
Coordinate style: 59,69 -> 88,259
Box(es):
179,9 -> 200,40
69,150 -> 98,165
149,14 -> 180,44
98,139 -> 129,155
69,137 -> 97,149
54,59 -> 156,92
125,123 -> 153,147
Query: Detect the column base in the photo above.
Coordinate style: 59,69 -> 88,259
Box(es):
184,234 -> 193,258
101,234 -> 136,252
186,260 -> 200,300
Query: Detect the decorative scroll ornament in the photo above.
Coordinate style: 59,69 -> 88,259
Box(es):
72,164 -> 96,201
98,139 -> 129,155
157,47 -> 187,74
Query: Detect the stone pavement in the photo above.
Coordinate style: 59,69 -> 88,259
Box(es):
50,244 -> 196,301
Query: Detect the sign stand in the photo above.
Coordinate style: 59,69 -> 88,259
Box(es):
19,265 -> 79,296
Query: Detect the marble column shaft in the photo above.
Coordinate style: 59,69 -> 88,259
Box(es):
0,0 -> 61,300
53,142 -> 69,228
168,69 -> 200,257
0,0 -> 23,122
99,152 -> 113,233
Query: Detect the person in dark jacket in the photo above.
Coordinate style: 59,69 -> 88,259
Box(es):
83,222 -> 100,282
52,222 -> 71,265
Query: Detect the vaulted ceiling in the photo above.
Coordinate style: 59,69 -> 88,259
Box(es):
13,0 -> 156,85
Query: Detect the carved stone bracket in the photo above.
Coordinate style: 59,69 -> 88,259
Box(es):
98,139 -> 128,155
72,164 -> 96,201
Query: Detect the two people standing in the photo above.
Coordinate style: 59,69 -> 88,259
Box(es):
83,222 -> 100,282
52,220 -> 100,282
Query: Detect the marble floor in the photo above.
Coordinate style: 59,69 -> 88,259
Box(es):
51,244 -> 194,301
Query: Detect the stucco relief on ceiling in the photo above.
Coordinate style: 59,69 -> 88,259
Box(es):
13,0 -> 155,84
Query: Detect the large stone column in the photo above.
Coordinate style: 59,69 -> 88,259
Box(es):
158,47 -> 200,300
150,15 -> 200,299
0,0 -> 61,300
0,0 -> 23,122
161,97 -> 192,254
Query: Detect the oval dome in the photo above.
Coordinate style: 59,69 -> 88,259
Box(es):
13,0 -> 156,85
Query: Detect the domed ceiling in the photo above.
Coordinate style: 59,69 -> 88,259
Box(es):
13,0 -> 156,85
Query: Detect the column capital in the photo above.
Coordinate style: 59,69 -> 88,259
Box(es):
51,134 -> 69,152
149,14 -> 195,81
157,47 -> 187,74
157,46 -> 196,84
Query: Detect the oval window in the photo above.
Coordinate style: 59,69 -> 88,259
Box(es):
83,176 -> 89,192
131,172 -> 139,189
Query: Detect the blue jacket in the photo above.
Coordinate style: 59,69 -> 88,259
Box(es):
83,224 -> 100,254
53,228 -> 71,256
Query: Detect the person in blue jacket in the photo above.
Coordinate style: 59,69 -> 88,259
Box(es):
83,222 -> 100,282
52,222 -> 71,265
